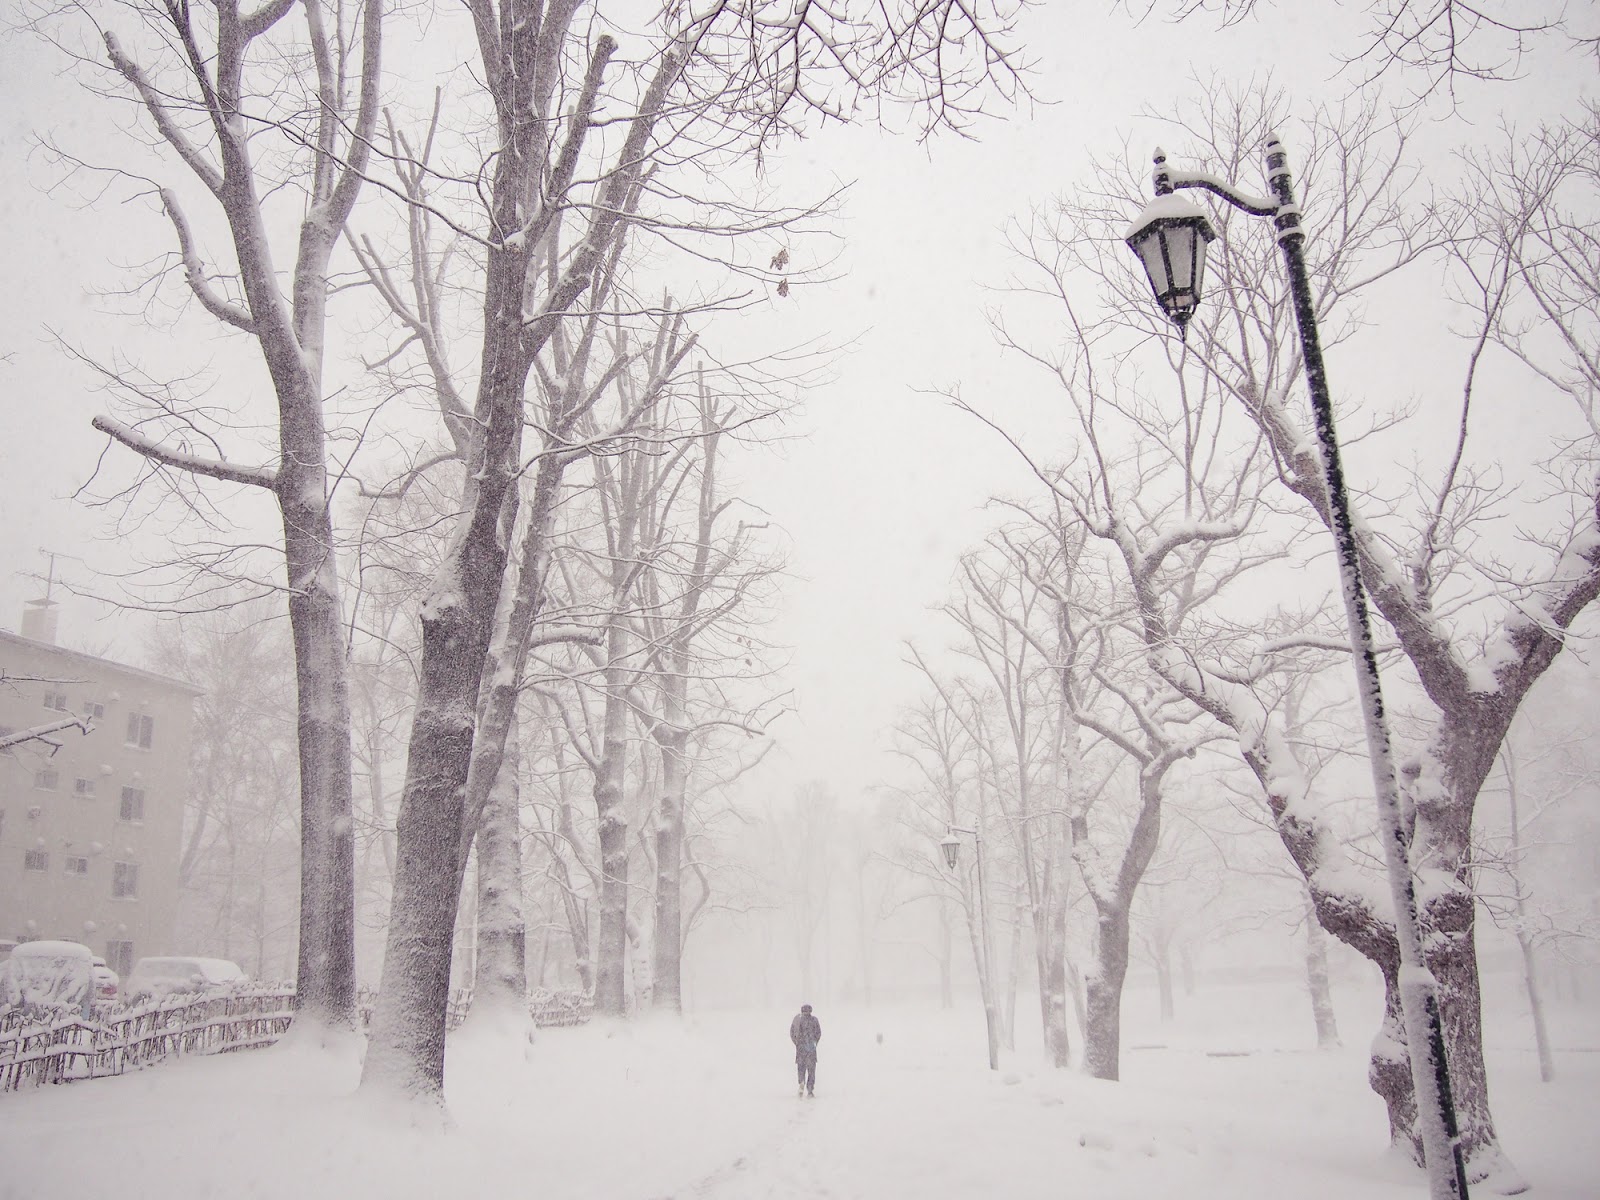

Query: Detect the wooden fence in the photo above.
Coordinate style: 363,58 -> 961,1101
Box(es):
1,985 -> 591,1094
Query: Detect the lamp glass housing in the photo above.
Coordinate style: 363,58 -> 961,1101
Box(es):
1125,195 -> 1216,328
939,835 -> 960,870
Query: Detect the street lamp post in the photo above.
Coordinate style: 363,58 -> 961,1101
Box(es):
940,824 -> 999,1070
1125,137 -> 1470,1200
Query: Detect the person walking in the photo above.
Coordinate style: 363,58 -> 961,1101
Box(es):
790,1003 -> 822,1097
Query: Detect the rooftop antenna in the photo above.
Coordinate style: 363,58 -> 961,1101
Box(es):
27,550 -> 63,609
21,550 -> 75,644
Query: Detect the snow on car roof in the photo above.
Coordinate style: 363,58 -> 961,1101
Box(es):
10,940 -> 95,959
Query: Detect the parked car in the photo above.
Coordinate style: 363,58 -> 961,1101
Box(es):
122,956 -> 246,1001
90,956 -> 120,1003
0,940 -> 95,1015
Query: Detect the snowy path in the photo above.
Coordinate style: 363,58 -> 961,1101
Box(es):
1,993 -> 1595,1200
664,1032 -> 1085,1200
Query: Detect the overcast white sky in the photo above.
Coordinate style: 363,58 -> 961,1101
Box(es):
0,2 -> 1594,807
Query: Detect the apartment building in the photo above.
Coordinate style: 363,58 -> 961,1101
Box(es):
0,606 -> 198,975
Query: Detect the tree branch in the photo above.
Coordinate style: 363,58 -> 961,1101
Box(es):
92,415 -> 279,490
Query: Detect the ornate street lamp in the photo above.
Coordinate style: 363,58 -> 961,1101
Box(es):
1125,136 -> 1470,1200
1124,184 -> 1215,330
939,823 -> 997,1070
938,832 -> 961,871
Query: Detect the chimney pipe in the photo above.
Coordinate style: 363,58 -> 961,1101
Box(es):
21,601 -> 58,645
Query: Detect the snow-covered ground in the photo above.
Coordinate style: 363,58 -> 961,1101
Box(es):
2,976 -> 1595,1199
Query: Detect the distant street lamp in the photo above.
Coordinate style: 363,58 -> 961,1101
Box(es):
1125,136 -> 1469,1200
939,823 -> 998,1070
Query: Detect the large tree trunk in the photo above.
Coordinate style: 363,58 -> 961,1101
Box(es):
1002,901 -> 1024,1051
554,783 -> 596,994
1425,907 -> 1499,1180
1068,764 -> 1166,1079
282,502 -> 357,1033
362,574 -> 504,1095
1035,819 -> 1072,1068
1406,714 -> 1515,1185
593,667 -> 632,1017
473,735 -> 527,1013
362,104 -> 544,1094
1083,907 -> 1131,1081
651,728 -> 688,1011
1304,891 -> 1341,1050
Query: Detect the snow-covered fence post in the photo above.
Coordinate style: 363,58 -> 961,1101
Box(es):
1125,137 -> 1470,1200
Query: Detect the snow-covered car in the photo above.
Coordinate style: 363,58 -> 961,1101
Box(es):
0,940 -> 95,1016
122,956 -> 246,1001
90,956 -> 120,1003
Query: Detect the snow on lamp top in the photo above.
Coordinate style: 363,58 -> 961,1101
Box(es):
1125,192 -> 1216,331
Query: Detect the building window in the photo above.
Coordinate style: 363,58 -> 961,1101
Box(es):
106,940 -> 134,976
24,849 -> 49,872
35,768 -> 60,791
113,861 -> 139,899
64,855 -> 90,876
43,690 -> 69,712
125,712 -> 155,750
73,777 -> 96,798
83,700 -> 106,721
119,786 -> 146,822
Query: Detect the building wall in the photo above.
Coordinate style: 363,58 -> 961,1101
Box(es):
0,629 -> 196,975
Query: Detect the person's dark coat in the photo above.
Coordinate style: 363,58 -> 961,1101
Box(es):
790,1008 -> 822,1064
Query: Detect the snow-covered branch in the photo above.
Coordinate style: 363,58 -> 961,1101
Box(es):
102,32 -> 223,197
159,189 -> 256,333
92,415 -> 279,491
0,714 -> 94,753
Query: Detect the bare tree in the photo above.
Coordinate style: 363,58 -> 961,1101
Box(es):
358,0 -> 1029,1099
60,0 -> 385,1034
1170,100 -> 1599,1184
1477,661 -> 1600,1084
633,376 -> 783,1012
971,87 -> 1597,1183
900,653 -> 1010,1067
931,539 -> 1077,1067
362,7 -> 699,1091
1028,528 -> 1216,1079
1159,0 -> 1583,101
